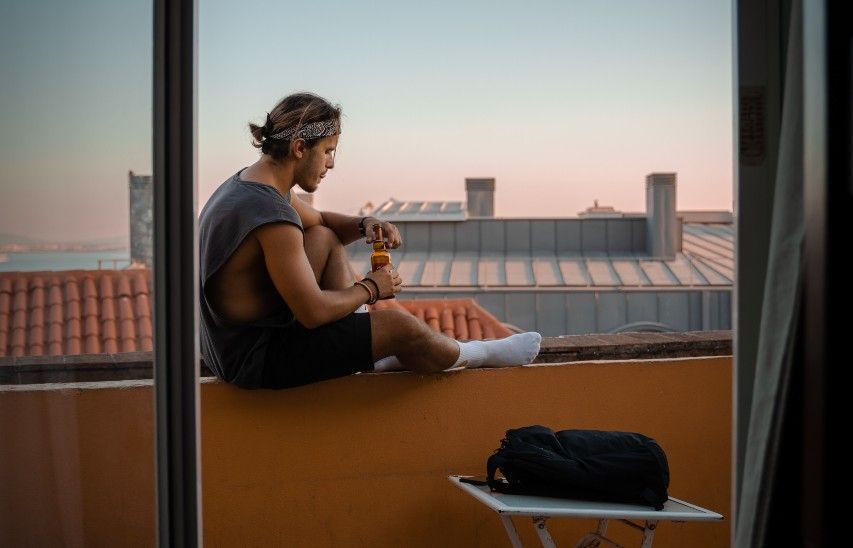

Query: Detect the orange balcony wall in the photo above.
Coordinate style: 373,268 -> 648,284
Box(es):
0,357 -> 731,547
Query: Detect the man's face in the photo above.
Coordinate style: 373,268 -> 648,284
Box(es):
295,133 -> 338,193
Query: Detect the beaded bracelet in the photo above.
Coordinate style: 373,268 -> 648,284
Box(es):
361,277 -> 380,302
354,280 -> 377,304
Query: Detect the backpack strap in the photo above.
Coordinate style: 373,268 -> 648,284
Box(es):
486,453 -> 507,492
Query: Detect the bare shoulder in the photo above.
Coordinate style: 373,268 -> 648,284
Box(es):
255,221 -> 304,253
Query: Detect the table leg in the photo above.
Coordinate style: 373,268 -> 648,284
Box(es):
500,515 -> 524,548
640,520 -> 658,548
532,517 -> 557,548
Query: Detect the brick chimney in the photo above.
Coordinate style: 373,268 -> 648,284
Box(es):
465,178 -> 495,218
645,173 -> 681,259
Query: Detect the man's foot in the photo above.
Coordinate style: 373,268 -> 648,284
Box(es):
454,332 -> 542,368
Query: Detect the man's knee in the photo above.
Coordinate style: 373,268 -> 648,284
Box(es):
382,309 -> 431,349
304,224 -> 342,250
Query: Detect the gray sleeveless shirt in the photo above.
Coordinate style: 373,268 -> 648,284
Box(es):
199,169 -> 303,387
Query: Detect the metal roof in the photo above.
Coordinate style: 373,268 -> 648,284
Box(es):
369,199 -> 466,222
348,222 -> 733,289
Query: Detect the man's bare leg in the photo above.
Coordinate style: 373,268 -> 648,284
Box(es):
369,309 -> 462,372
303,225 -> 357,289
302,225 -> 541,373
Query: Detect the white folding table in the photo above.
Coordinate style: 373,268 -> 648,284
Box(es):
448,475 -> 723,548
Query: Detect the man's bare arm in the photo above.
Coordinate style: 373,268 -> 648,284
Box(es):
254,222 -> 371,328
289,191 -> 364,245
289,190 -> 403,248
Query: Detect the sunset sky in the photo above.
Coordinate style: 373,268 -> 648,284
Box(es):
1,0 -> 733,242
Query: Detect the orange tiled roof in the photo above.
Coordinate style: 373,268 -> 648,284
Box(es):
370,298 -> 512,340
0,270 -> 152,358
1,269 -> 510,359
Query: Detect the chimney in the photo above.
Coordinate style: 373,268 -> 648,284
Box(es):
645,173 -> 681,259
128,171 -> 153,267
465,178 -> 495,217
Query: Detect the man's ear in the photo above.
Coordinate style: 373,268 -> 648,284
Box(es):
290,138 -> 307,159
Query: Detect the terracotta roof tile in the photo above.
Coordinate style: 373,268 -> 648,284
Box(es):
65,317 -> 81,339
117,275 -> 131,297
30,283 -> 45,309
467,317 -> 483,340
424,307 -> 440,331
453,307 -> 468,340
137,317 -> 152,340
48,323 -> 63,355
11,326 -> 26,357
13,287 -> 26,312
101,298 -> 115,321
67,298 -> 80,319
132,274 -> 148,296
101,320 -> 117,342
49,303 -> 63,324
119,318 -> 136,347
65,278 -> 79,301
12,309 -> 25,331
0,270 -> 154,358
28,326 -> 44,355
66,337 -> 81,355
29,304 -> 43,326
84,334 -> 100,354
135,294 -> 151,319
439,308 -> 454,336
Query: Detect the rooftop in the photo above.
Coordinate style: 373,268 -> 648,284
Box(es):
0,270 -> 153,358
366,198 -> 467,222
348,221 -> 734,288
0,270 -> 509,359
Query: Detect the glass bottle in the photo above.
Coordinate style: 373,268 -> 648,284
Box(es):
370,223 -> 394,299
370,223 -> 392,272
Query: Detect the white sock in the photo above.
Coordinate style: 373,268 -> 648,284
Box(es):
355,304 -> 369,313
452,332 -> 542,368
373,355 -> 404,372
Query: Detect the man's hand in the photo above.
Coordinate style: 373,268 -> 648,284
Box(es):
364,218 -> 402,249
364,266 -> 402,299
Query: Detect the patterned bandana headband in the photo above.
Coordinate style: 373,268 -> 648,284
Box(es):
268,119 -> 339,141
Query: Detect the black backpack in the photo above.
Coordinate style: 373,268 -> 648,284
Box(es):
485,425 -> 670,510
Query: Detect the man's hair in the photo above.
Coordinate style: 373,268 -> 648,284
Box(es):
249,92 -> 342,162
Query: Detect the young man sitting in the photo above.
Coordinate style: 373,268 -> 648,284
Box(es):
199,92 -> 541,389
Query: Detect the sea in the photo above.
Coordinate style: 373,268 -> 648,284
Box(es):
0,250 -> 132,272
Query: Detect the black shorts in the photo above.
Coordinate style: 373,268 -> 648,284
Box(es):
260,312 -> 375,389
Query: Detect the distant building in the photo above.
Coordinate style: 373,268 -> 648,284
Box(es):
366,198 -> 466,222
578,200 -> 621,218
353,173 -> 733,336
357,177 -> 496,223
128,171 -> 153,267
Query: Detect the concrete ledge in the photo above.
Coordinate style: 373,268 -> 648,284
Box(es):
0,330 -> 732,385
535,330 -> 732,363
0,356 -> 732,547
